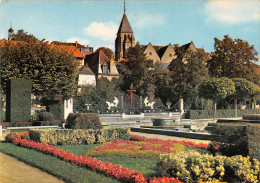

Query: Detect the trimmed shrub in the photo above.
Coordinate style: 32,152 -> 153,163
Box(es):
38,111 -> 54,121
29,128 -> 130,145
209,123 -> 260,160
189,109 -> 260,119
5,131 -> 29,142
157,151 -> 259,183
66,113 -> 102,129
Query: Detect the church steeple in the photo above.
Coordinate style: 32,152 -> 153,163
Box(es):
115,1 -> 135,60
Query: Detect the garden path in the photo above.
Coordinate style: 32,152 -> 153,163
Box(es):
0,132 -> 64,183
130,131 -> 211,144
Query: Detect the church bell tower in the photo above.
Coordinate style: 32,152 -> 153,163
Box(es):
115,1 -> 135,61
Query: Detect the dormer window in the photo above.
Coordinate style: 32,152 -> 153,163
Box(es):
102,64 -> 108,74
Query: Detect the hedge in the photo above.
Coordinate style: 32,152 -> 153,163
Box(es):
189,109 -> 260,119
29,127 -> 130,145
209,123 -> 260,160
66,113 -> 102,129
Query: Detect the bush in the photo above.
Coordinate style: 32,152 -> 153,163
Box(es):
5,131 -> 30,142
29,128 -> 130,145
10,122 -> 32,127
66,113 -> 102,129
38,111 -> 54,121
209,124 -> 260,160
157,151 -> 259,183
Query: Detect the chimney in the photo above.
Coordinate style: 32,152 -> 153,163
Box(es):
75,41 -> 77,47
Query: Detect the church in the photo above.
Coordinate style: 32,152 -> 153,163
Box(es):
114,6 -> 211,68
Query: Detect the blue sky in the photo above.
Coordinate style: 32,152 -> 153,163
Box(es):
0,0 -> 259,64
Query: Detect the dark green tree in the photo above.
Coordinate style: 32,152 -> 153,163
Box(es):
118,43 -> 156,98
207,35 -> 259,84
9,29 -> 40,42
0,40 -> 79,99
198,77 -> 236,117
231,78 -> 260,116
168,48 -> 209,106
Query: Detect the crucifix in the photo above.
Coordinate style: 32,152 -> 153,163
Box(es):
127,84 -> 136,114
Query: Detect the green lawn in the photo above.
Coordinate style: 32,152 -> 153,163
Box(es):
0,142 -> 120,183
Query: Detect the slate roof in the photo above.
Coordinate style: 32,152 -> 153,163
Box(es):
85,50 -> 110,74
117,13 -> 133,34
78,66 -> 95,75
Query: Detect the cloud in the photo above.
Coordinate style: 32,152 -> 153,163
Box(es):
66,37 -> 90,46
83,21 -> 117,42
130,12 -> 165,28
204,0 -> 259,24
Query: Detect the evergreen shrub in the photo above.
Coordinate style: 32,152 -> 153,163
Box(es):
209,123 -> 260,160
66,113 -> 102,129
29,128 -> 130,145
38,111 -> 54,121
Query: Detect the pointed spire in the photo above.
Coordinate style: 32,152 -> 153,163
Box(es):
117,1 -> 133,34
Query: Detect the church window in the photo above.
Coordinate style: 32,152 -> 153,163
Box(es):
149,52 -> 152,56
169,54 -> 172,57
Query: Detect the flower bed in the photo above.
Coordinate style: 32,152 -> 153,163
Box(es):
12,138 -> 182,183
86,139 -> 186,158
130,134 -> 211,150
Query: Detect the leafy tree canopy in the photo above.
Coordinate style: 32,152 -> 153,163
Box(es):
198,77 -> 235,102
0,40 -> 79,99
207,35 -> 259,84
232,78 -> 260,98
118,43 -> 156,98
168,48 -> 209,103
9,29 -> 40,43
95,47 -> 114,60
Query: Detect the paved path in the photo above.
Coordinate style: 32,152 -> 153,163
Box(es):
130,131 -> 211,144
0,152 -> 64,183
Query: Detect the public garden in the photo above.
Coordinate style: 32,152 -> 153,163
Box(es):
0,30 -> 260,183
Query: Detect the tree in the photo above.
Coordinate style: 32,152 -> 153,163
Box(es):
207,35 -> 259,84
0,40 -> 79,99
198,77 -> 236,117
9,29 -> 40,43
168,48 -> 209,106
231,78 -> 260,116
118,43 -> 156,98
95,47 -> 114,60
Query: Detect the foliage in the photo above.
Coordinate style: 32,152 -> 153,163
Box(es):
66,113 -> 102,129
207,35 -> 259,85
157,151 -> 259,183
0,40 -> 79,99
209,124 -> 260,160
12,138 -> 182,183
95,47 -> 114,60
29,128 -> 130,145
8,29 -> 40,43
198,77 -> 235,102
85,139 -> 186,159
5,131 -> 29,142
232,78 -> 260,98
74,77 -> 123,113
168,48 -> 209,105
189,109 -> 260,119
154,73 -> 174,104
37,111 -> 54,121
118,43 -> 156,98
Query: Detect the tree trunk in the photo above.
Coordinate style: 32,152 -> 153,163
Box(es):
213,100 -> 217,119
234,97 -> 238,118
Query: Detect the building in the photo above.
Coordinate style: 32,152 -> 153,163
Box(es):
85,50 -> 120,81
